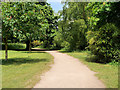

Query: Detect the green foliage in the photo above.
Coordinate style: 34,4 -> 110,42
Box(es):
56,2 -> 88,51
2,43 -> 26,50
61,41 -> 71,51
86,2 -> 120,63
2,2 -> 58,53
59,19 -> 87,51
52,31 -> 63,49
2,2 -> 17,38
87,23 -> 120,63
108,60 -> 119,66
12,2 -> 50,50
31,40 -> 41,48
86,2 -> 113,28
86,2 -> 120,29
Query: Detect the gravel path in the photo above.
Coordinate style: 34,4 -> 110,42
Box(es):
33,50 -> 105,88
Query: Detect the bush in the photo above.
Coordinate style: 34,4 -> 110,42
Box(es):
61,41 -> 71,51
87,23 -> 120,63
2,43 -> 26,50
51,32 -> 63,50
31,40 -> 41,48
108,60 -> 119,66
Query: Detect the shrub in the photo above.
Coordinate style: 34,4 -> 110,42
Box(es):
61,41 -> 71,51
31,40 -> 41,48
108,60 -> 119,66
87,23 -> 120,63
51,32 -> 63,50
2,43 -> 26,50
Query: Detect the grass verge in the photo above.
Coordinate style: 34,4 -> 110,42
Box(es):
1,50 -> 53,88
59,50 -> 118,88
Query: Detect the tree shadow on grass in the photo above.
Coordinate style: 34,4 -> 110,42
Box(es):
2,58 -> 49,65
85,55 -> 107,64
32,48 -> 60,51
14,48 -> 58,51
13,49 -> 43,51
11,49 -> 47,53
21,51 -> 46,53
13,48 -> 58,52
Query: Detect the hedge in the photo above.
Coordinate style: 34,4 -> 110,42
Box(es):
2,43 -> 26,50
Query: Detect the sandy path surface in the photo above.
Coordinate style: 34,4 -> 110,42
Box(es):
33,50 -> 105,88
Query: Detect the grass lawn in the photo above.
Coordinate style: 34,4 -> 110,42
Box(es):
1,50 -> 53,88
60,50 -> 118,88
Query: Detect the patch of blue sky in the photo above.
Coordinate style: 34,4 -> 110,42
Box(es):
47,0 -> 64,13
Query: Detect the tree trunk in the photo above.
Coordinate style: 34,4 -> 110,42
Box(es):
26,40 -> 30,51
5,37 -> 8,61
29,40 -> 31,52
26,40 -> 31,52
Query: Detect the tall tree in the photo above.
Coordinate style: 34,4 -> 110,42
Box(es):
13,2 -> 49,51
56,2 -> 88,51
2,2 -> 57,60
2,2 -> 17,60
86,2 -> 120,63
41,5 -> 58,48
14,2 -> 58,51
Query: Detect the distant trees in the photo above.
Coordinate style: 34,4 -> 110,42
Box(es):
40,4 -> 58,49
54,2 -> 88,51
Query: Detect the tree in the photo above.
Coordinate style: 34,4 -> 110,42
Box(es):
2,2 -> 57,60
13,2 -> 49,52
40,4 -> 58,49
14,2 -> 57,51
2,2 -> 17,60
86,2 -> 120,29
56,2 -> 88,51
86,2 -> 120,63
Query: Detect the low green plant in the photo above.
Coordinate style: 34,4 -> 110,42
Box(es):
31,40 -> 41,48
108,60 -> 119,66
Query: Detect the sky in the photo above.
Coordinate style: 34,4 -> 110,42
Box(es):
47,0 -> 64,13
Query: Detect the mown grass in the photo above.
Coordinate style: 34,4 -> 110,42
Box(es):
59,50 -> 118,88
1,50 -> 53,88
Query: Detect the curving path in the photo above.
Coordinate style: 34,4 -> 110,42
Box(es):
33,50 -> 105,88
